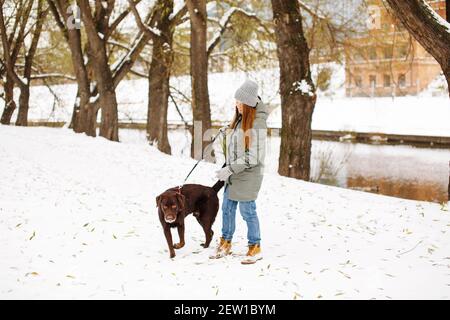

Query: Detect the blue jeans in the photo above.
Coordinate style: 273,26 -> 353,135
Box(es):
221,186 -> 261,245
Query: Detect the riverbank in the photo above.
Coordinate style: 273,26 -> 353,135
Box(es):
1,125 -> 449,299
26,121 -> 450,148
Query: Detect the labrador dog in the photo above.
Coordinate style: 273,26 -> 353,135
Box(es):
156,181 -> 224,258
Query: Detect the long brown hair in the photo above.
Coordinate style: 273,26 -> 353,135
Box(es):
229,104 -> 256,150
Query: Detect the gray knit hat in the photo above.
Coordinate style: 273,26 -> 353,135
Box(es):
234,79 -> 259,107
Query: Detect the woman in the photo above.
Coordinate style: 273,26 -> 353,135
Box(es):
212,79 -> 268,265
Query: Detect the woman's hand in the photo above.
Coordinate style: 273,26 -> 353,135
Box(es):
215,166 -> 233,181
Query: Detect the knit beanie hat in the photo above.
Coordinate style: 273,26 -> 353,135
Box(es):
234,79 -> 259,107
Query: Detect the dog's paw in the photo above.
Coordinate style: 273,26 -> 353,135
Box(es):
170,252 -> 176,259
173,242 -> 185,249
200,243 -> 210,248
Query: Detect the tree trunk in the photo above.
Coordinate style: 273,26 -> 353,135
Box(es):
58,0 -> 95,136
147,0 -> 173,155
385,0 -> 450,97
79,0 -> 119,142
71,77 -> 96,136
98,89 -> 119,141
0,75 -> 16,125
271,0 -> 317,181
15,84 -> 30,126
187,0 -> 212,159
147,40 -> 173,154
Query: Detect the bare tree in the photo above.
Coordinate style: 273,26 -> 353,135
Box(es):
129,1 -> 261,155
47,0 -> 151,141
128,0 -> 188,154
76,0 -> 120,141
384,0 -> 450,97
0,0 -> 48,126
271,0 -> 316,180
0,0 -> 25,125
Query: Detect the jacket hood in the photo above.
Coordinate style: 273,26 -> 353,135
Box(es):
255,97 -> 268,122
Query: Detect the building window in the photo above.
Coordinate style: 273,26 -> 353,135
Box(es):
398,74 -> 406,88
355,76 -> 362,88
368,47 -> 377,60
383,47 -> 393,59
397,44 -> 408,58
384,74 -> 391,87
396,23 -> 406,31
354,50 -> 364,62
369,75 -> 376,88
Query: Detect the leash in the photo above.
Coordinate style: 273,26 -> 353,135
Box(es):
177,127 -> 226,193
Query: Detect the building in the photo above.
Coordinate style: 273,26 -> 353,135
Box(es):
344,0 -> 447,97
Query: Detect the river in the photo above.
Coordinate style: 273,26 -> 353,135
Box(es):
121,129 -> 450,203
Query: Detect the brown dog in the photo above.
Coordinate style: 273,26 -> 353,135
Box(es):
156,181 -> 224,258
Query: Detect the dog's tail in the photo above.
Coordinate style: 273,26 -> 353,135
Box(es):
212,180 -> 225,193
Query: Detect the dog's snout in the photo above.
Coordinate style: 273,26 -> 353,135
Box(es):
165,213 -> 176,223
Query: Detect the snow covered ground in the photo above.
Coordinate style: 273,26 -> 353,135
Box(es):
0,125 -> 449,299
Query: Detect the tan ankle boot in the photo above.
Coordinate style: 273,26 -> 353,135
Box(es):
241,244 -> 262,265
209,237 -> 232,259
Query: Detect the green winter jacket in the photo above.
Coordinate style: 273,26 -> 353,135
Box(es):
224,97 -> 268,201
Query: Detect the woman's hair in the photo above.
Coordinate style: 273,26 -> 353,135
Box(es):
229,104 -> 256,150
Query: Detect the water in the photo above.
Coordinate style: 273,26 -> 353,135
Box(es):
121,129 -> 450,203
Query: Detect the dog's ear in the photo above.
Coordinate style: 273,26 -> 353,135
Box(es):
176,193 -> 185,212
156,195 -> 161,208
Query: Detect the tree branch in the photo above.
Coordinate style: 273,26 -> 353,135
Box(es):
207,7 -> 265,57
0,2 -> 25,87
104,0 -> 144,40
170,4 -> 188,26
126,0 -> 161,38
30,73 -> 77,81
46,0 -> 68,40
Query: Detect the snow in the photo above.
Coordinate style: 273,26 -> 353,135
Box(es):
97,32 -> 104,40
1,66 -> 449,137
89,94 -> 100,104
147,26 -> 161,36
169,0 -> 185,20
422,0 -> 450,33
273,96 -> 450,137
293,79 -> 314,96
0,125 -> 449,299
